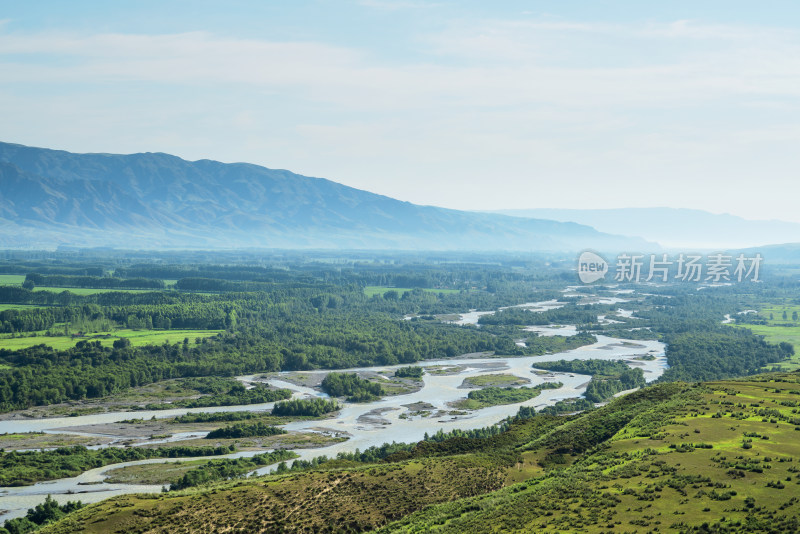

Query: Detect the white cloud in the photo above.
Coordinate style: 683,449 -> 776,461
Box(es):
2,20 -> 800,108
358,0 -> 441,10
1,17 -> 800,220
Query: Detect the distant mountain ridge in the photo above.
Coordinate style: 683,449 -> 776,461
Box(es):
0,142 -> 652,251
491,207 -> 800,249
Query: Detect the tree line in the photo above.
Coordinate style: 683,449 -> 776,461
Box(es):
24,273 -> 165,290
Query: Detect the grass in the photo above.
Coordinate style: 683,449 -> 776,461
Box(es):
104,377 -> 220,404
143,432 -> 347,451
366,373 -> 423,396
733,323 -> 800,371
103,329 -> 222,347
756,304 -> 800,324
0,304 -> 44,311
460,373 -> 530,388
739,324 -> 800,347
378,380 -> 421,395
31,287 -> 157,295
0,432 -> 112,450
730,302 -> 800,371
0,329 -> 222,351
451,383 -> 561,410
103,460 -> 214,485
42,451 -> 510,534
0,274 -> 167,295
20,406 -> 108,418
0,274 -> 24,286
377,376 -> 800,533
37,373 -> 800,533
0,444 -> 235,487
364,286 -> 462,297
7,380 -> 300,420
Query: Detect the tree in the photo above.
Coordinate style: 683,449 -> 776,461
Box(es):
2,516 -> 37,534
113,337 -> 131,349
1,495 -> 84,534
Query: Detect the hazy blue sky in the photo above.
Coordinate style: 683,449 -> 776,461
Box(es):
2,1 -> 800,221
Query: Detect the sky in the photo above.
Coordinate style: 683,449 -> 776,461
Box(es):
2,1 -> 800,222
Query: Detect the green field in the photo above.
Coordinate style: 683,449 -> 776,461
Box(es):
0,329 -> 222,351
0,274 -> 162,295
735,323 -> 800,371
0,304 -> 43,311
0,274 -> 24,286
740,323 -> 800,346
733,303 -> 800,371
364,286 -> 462,297
31,287 -> 157,295
757,304 -> 800,323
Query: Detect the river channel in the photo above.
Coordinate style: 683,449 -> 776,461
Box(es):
0,300 -> 665,521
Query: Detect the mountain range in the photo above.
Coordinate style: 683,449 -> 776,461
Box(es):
492,208 -> 800,250
0,142 -> 650,252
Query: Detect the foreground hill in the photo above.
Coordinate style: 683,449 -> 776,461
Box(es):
42,372 -> 800,533
0,142 -> 649,251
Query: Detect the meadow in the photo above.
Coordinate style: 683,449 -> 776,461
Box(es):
31,287 -> 157,295
0,304 -> 43,311
0,274 -> 156,294
757,304 -> 800,324
733,303 -> 800,371
0,329 -> 222,351
741,324 -> 800,371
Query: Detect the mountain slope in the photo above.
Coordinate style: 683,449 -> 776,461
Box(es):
39,374 -> 800,534
0,142 -> 651,251
0,162 -> 171,229
492,207 -> 800,249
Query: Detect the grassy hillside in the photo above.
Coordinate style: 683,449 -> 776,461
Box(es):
40,373 -> 800,533
382,375 -> 800,533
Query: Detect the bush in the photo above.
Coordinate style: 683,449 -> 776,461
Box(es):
272,398 -> 339,417
395,366 -> 424,379
321,373 -> 384,401
205,422 -> 286,439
